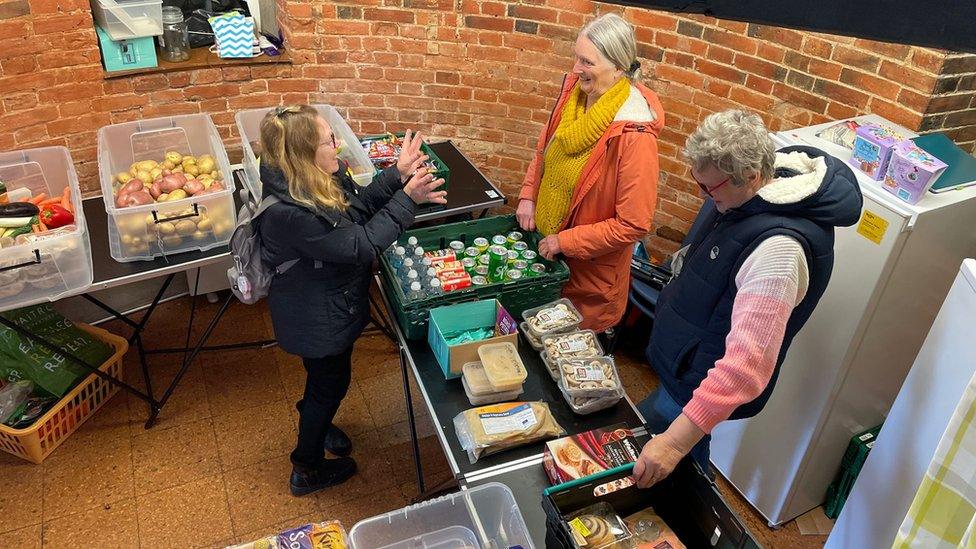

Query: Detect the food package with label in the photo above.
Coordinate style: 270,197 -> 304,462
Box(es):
557,356 -> 621,399
542,330 -> 604,371
453,401 -> 565,463
226,520 -> 348,549
543,423 -> 642,485
520,321 -> 544,352
461,361 -> 523,406
565,502 -> 631,549
563,390 -> 622,415
622,509 -> 686,549
851,123 -> 904,181
522,298 -> 582,337
476,341 -> 527,392
882,140 -> 948,204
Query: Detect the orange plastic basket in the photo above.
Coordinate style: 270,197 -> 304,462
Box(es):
0,323 -> 129,464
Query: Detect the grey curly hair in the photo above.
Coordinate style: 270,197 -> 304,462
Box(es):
683,110 -> 776,186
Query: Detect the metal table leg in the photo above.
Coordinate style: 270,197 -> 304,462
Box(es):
400,345 -> 425,493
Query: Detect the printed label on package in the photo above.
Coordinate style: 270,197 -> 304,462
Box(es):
478,403 -> 537,435
557,336 -> 589,353
574,363 -> 605,381
538,308 -> 570,325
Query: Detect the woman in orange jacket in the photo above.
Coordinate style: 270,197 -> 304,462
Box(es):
517,13 -> 664,334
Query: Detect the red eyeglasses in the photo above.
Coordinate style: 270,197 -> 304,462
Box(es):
692,172 -> 732,197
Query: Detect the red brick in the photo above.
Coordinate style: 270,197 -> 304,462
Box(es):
773,82 -> 828,113
0,105 -> 59,132
854,39 -> 910,60
32,14 -> 90,35
909,48 -> 945,74
694,58 -> 746,84
826,102 -> 859,121
91,95 -> 148,112
897,87 -> 929,113
46,112 -> 111,138
326,20 -> 370,35
654,64 -> 705,89
831,45 -> 880,72
507,4 -> 558,23
184,84 -> 242,100
706,80 -> 732,98
736,55 -> 788,81
702,27 -> 758,55
268,79 -> 319,93
37,82 -> 102,103
839,68 -> 900,98
142,103 -> 202,118
167,72 -> 191,88
1,56 -> 37,75
465,15 -> 513,32
707,45 -> 734,65
747,24 -> 803,50
807,58 -> 843,81
14,123 -> 50,146
879,61 -> 937,93
480,1 -> 506,16
745,74 -> 775,95
802,37 -> 833,58
812,79 -> 870,110
227,94 -> 283,111
756,43 -> 786,64
730,86 -> 775,112
0,37 -> 44,60
869,98 -> 923,130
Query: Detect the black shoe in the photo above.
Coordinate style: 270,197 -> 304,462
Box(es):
324,425 -> 352,457
289,457 -> 357,497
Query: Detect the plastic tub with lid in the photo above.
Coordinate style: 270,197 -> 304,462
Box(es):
0,147 -> 92,310
476,342 -> 527,392
91,0 -> 163,40
235,104 -> 377,200
97,113 -> 236,262
522,298 -> 582,337
349,482 -> 534,549
462,361 -> 522,406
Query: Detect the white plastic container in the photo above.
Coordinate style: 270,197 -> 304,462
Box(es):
0,147 -> 92,309
462,361 -> 522,406
90,0 -> 164,40
349,482 -> 535,549
97,114 -> 237,262
235,104 -> 377,200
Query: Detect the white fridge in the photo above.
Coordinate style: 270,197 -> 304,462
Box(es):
825,259 -> 976,548
709,114 -> 976,526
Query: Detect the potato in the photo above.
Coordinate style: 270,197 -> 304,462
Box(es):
115,191 -> 131,209
121,180 -> 144,195
144,214 -> 156,225
191,230 -> 208,241
161,159 -> 176,171
149,181 -> 163,199
173,166 -> 183,173
150,167 -> 162,180
116,172 -> 134,185
137,160 -> 157,172
164,151 -> 183,164
184,164 -> 200,177
196,218 -> 213,232
175,219 -> 197,236
156,221 -> 176,236
130,165 -> 140,177
197,157 -> 216,173
161,234 -> 182,247
183,180 -> 205,195
158,193 -> 169,201
135,170 -> 153,185
166,189 -> 188,201
182,156 -> 196,165
123,190 -> 154,207
120,233 -> 133,245
159,175 -> 185,193
197,176 -> 214,189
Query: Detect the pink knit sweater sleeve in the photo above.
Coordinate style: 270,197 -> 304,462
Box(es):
682,236 -> 809,434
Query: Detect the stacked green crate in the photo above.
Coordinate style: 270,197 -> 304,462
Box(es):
380,215 -> 570,339
360,133 -> 449,191
824,424 -> 883,518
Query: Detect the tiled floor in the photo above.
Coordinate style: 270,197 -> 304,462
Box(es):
0,295 -> 827,548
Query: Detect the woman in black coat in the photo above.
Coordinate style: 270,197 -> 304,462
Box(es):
257,105 -> 446,496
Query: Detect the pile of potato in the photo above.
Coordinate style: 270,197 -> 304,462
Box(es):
113,151 -> 225,208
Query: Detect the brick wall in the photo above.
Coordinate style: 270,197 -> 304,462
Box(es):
1,0 -> 972,259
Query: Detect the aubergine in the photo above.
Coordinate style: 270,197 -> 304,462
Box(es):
0,202 -> 39,218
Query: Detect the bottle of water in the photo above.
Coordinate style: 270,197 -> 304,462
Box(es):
398,257 -> 415,279
389,246 -> 407,270
424,267 -> 437,284
405,236 -> 419,256
403,269 -> 419,293
420,256 -> 433,271
407,281 -> 424,301
413,246 -> 425,264
426,277 -> 444,297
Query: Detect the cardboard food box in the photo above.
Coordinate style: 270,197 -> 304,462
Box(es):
428,299 -> 518,379
882,140 -> 948,204
851,123 -> 903,180
543,423 -> 642,486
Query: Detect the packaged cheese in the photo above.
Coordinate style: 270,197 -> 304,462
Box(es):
453,401 -> 565,463
477,342 -> 527,392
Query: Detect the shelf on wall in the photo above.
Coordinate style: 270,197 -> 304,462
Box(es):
103,46 -> 291,79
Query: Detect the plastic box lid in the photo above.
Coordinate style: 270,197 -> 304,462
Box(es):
522,298 -> 582,337
348,482 -> 534,549
477,342 -> 527,392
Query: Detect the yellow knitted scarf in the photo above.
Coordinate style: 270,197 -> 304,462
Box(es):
535,78 -> 631,236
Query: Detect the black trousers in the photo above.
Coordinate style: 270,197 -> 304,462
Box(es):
290,345 -> 354,469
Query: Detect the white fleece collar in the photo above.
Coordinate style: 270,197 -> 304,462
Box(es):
758,151 -> 827,205
614,85 -> 655,123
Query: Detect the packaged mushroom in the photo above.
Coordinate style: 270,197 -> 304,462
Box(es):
542,330 -> 604,371
522,298 -> 582,337
558,356 -> 622,399
519,321 -> 544,352
563,390 -> 622,415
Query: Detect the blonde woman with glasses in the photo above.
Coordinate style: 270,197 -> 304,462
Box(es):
257,105 -> 445,496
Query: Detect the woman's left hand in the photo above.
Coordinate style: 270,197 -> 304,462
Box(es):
397,130 -> 428,183
539,235 -> 561,260
633,433 -> 686,488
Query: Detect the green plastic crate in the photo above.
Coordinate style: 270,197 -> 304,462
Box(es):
360,133 -> 449,191
380,215 -> 570,339
824,423 -> 883,519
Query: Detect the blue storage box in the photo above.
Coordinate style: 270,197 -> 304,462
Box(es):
95,25 -> 158,73
428,299 -> 519,379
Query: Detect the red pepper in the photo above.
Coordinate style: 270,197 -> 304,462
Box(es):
40,204 -> 74,229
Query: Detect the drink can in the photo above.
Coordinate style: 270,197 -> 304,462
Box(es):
487,245 -> 508,282
473,237 -> 489,253
512,259 -> 529,272
441,272 -> 472,291
506,269 -> 523,281
530,263 -> 547,276
474,265 -> 489,277
506,231 -> 524,246
464,246 -> 480,259
506,250 -> 520,265
491,235 -> 508,247
477,254 -> 490,266
461,257 -> 476,272
471,275 -> 488,286
437,260 -> 465,276
521,250 -> 537,262
512,241 -> 528,253
449,240 -> 465,253
425,249 -> 455,267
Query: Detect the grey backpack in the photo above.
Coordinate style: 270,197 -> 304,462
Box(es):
227,195 -> 298,304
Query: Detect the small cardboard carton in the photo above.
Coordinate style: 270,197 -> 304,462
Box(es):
427,299 -> 518,379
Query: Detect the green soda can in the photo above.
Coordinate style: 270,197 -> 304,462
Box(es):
464,246 -> 480,259
512,259 -> 529,272
472,275 -> 488,285
449,240 -> 465,254
478,254 -> 490,266
530,263 -> 547,276
521,250 -> 537,262
473,237 -> 489,253
506,231 -> 524,246
474,265 -> 489,278
512,241 -> 529,254
506,269 -> 523,281
461,257 -> 476,272
487,245 -> 508,282
506,250 -> 520,265
491,235 -> 508,248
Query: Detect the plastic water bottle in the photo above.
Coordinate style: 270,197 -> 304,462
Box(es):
424,267 -> 437,284
420,256 -> 433,270
426,277 -> 444,297
407,281 -> 424,301
413,246 -> 425,263
403,269 -> 419,293
398,257 -> 415,280
405,236 -> 419,256
389,246 -> 407,270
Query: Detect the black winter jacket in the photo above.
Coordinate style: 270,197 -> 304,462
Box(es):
258,162 -> 415,357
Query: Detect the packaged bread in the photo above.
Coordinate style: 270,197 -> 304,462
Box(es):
520,321 -> 544,351
558,356 -> 621,398
522,298 -> 582,337
477,342 -> 527,392
542,330 -> 603,367
453,401 -> 566,463
566,502 -> 630,549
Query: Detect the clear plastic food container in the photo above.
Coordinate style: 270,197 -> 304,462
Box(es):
562,388 -> 622,415
557,356 -> 621,399
541,329 -> 604,363
0,147 -> 92,309
97,114 -> 236,262
235,104 -> 377,200
462,361 -> 523,406
519,321 -> 544,352
349,482 -> 534,549
91,0 -> 164,40
476,342 -> 527,392
522,298 -> 583,337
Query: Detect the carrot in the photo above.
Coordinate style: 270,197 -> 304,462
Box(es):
29,193 -> 47,205
36,218 -> 47,232
31,223 -> 40,234
39,197 -> 61,207
61,187 -> 73,213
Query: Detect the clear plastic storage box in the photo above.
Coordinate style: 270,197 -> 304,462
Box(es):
349,482 -> 535,549
235,104 -> 377,200
0,147 -> 93,310
97,114 -> 237,262
91,0 -> 164,40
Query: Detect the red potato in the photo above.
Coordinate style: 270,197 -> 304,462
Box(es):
149,181 -> 163,199
121,180 -> 145,195
123,190 -> 154,207
115,191 -> 131,208
183,180 -> 205,195
159,175 -> 185,193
